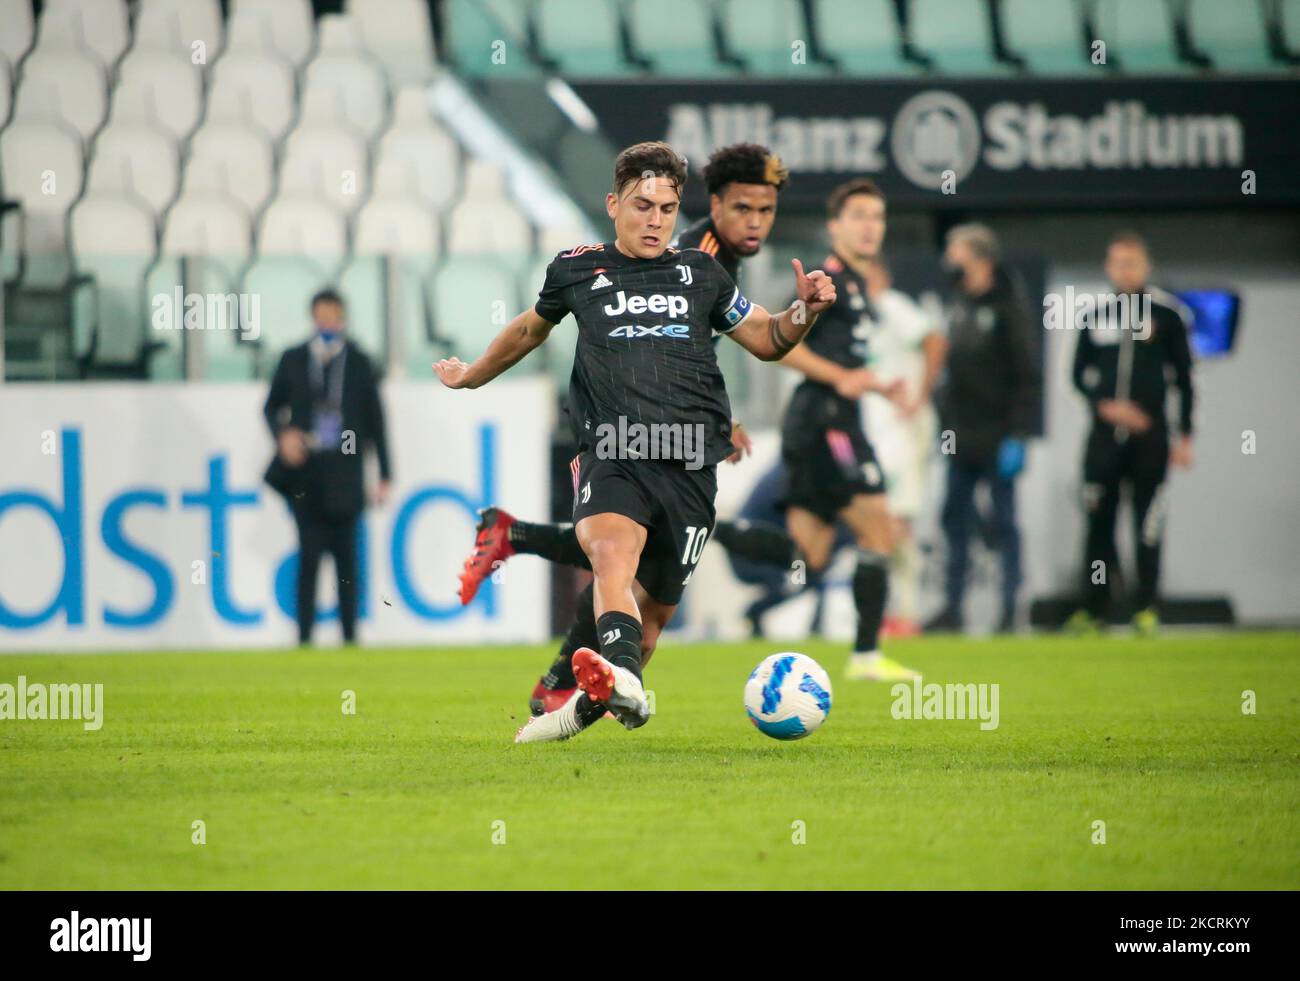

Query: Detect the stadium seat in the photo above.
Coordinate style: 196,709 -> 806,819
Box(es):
112,51 -> 204,142
812,0 -> 914,75
0,0 -> 35,68
34,0 -> 129,69
317,13 -> 364,53
207,52 -> 296,141
155,194 -> 256,378
240,256 -> 336,370
133,0 -> 225,67
301,46 -> 388,142
444,0 -> 537,76
400,270 -> 451,378
460,160 -> 509,200
259,198 -> 349,272
281,124 -> 371,215
373,128 -> 460,212
535,0 -> 627,76
1186,0 -> 1274,70
338,255 -> 388,363
225,4 -> 286,58
909,0 -> 1003,74
1000,0 -> 1092,73
721,0 -> 827,76
537,222 -> 591,256
85,122 -> 179,219
428,257 -> 523,366
13,49 -> 107,144
143,255 -> 257,380
0,119 -> 84,285
162,193 -> 253,263
344,0 -> 437,85
181,156 -> 249,207
627,0 -> 733,76
1092,0 -> 1184,71
354,196 -> 439,376
228,0 -> 315,67
524,253 -> 575,393
389,85 -> 436,128
355,196 -> 441,257
187,123 -> 275,215
446,199 -> 533,263
70,194 -> 156,367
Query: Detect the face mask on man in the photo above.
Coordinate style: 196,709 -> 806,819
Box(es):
940,261 -> 965,288
317,327 -> 341,345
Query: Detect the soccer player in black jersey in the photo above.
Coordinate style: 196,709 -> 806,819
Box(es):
777,178 -> 921,683
676,142 -> 784,279
456,143 -> 792,718
435,141 -> 835,743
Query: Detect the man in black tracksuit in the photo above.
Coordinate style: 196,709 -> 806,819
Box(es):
927,224 -> 1038,634
1069,232 -> 1195,633
264,289 -> 392,646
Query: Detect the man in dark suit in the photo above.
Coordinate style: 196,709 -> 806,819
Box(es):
926,224 -> 1038,635
264,289 -> 392,646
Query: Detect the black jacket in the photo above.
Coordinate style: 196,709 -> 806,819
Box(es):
1072,286 -> 1195,438
263,339 -> 391,516
937,269 -> 1039,466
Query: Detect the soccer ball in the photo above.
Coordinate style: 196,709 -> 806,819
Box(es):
744,653 -> 832,740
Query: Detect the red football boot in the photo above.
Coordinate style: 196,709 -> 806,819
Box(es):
528,680 -> 577,717
457,507 -> 516,605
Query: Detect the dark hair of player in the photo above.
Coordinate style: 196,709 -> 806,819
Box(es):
1108,230 -> 1149,253
702,143 -> 790,196
310,288 -> 344,310
826,177 -> 885,218
612,141 -> 688,198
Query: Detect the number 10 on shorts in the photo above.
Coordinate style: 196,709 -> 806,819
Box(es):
680,525 -> 709,586
681,526 -> 709,566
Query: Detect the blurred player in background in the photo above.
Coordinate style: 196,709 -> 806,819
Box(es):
1067,232 -> 1195,635
718,254 -> 946,647
436,141 -> 835,743
776,179 -> 920,682
926,224 -> 1037,635
457,144 -> 790,716
859,257 -> 947,637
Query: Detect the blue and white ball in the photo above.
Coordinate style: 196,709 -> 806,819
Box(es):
744,653 -> 832,740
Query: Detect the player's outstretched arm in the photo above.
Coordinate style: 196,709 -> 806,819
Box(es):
434,308 -> 555,390
779,343 -> 904,403
727,259 -> 836,362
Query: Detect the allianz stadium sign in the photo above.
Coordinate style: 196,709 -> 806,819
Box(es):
569,78 -> 1297,208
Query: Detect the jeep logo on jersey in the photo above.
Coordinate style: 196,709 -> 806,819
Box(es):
608,324 -> 690,339
602,290 -> 689,319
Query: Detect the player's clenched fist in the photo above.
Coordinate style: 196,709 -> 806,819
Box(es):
791,258 -> 837,315
434,357 -> 474,389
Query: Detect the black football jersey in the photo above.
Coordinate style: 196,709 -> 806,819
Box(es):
796,252 -> 876,395
801,252 -> 874,372
534,242 -> 754,467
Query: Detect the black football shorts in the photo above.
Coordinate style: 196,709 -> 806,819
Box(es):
781,389 -> 886,524
570,451 -> 717,606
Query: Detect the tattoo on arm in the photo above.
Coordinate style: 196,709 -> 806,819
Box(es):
768,314 -> 797,357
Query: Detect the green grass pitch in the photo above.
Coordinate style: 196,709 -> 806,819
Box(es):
1,632 -> 1296,889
